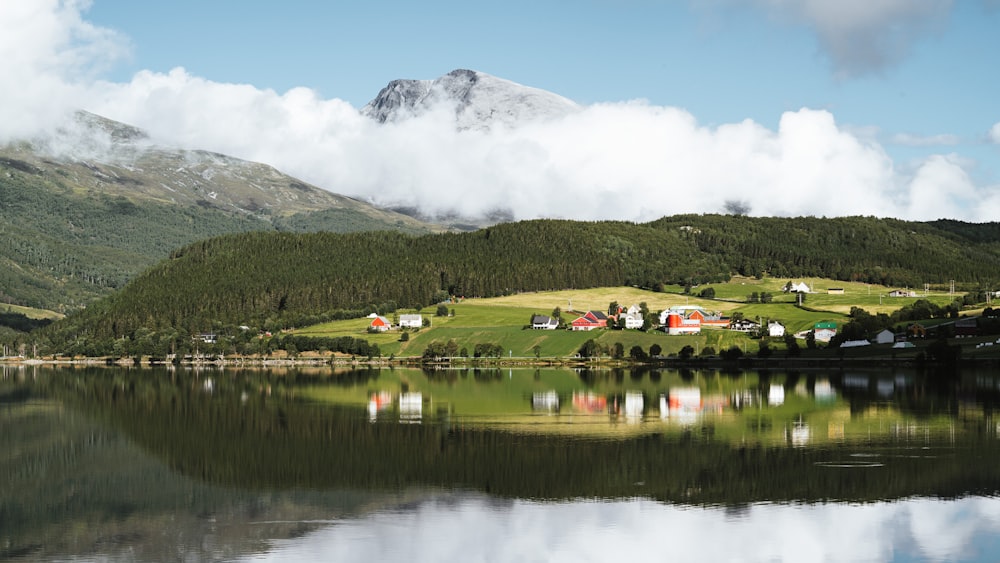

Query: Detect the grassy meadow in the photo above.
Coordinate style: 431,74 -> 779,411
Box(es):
2,304 -> 64,320
294,278 -> 967,359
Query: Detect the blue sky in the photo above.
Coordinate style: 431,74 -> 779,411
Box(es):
3,1 -> 1000,221
84,1 -> 997,134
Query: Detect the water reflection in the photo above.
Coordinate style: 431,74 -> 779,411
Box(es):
240,494 -> 1000,563
532,391 -> 559,413
399,391 -> 423,424
5,365 -> 1000,562
367,390 -> 393,421
571,391 -> 606,413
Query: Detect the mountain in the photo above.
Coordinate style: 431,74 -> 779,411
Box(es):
361,69 -> 580,129
0,112 -> 437,312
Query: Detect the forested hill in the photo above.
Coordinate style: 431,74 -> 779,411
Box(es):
42,216 -> 1000,345
651,215 -> 1000,282
0,130 -> 436,312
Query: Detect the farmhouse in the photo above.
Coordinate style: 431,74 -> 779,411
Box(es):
768,322 -> 786,337
531,314 -> 559,330
955,317 -> 978,337
571,311 -> 608,331
729,319 -> 760,332
889,289 -> 917,298
787,282 -> 811,293
813,322 -> 837,342
657,306 -> 727,329
369,316 -> 392,332
619,305 -> 645,329
661,310 -> 701,335
399,314 -> 423,328
874,329 -> 895,344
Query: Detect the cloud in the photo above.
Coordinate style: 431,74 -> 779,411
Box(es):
0,0 -> 129,141
243,494 -> 1000,562
742,0 -> 954,77
990,122 -> 1000,144
2,0 -> 996,225
890,133 -> 960,147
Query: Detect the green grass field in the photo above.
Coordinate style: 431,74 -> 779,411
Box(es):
294,278 -> 968,358
2,304 -> 64,320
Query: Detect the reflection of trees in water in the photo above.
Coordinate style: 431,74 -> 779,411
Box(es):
15,366 -> 1000,508
473,368 -> 502,382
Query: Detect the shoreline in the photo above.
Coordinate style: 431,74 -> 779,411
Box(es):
3,354 -> 995,370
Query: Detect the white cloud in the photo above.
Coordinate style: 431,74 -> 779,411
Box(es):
0,0 -> 129,141
990,122 -> 1000,144
903,154 -> 980,220
743,0 -> 953,76
890,132 -> 961,147
240,494 -> 1000,563
2,0 -> 995,224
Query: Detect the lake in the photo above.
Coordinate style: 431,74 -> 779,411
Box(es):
3,363 -> 1000,562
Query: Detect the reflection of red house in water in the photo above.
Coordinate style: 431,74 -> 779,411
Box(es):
572,391 -> 607,413
571,311 -> 608,331
367,391 -> 394,420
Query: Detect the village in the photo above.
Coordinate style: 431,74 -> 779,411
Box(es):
357,279 -> 988,353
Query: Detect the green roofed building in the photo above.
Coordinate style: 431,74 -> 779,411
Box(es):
814,322 -> 837,342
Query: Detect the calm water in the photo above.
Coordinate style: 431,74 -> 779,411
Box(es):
3,364 -> 1000,562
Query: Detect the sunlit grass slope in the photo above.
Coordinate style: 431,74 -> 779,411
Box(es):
295,280 -> 963,357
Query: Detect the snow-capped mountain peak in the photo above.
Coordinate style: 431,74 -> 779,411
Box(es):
361,69 -> 579,129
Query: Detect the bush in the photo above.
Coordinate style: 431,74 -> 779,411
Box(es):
720,346 -> 744,361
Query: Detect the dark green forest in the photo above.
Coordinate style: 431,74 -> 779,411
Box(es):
35,215 -> 1000,356
651,214 -> 1000,284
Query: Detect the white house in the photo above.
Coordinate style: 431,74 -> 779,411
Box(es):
788,282 -> 811,293
399,314 -> 422,328
768,322 -> 786,337
531,314 -> 559,330
874,329 -> 895,344
620,305 -> 645,329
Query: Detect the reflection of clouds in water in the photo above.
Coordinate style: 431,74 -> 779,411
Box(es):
240,495 -> 1000,562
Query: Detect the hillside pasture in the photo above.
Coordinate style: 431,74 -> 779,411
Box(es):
293,281 -> 975,359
